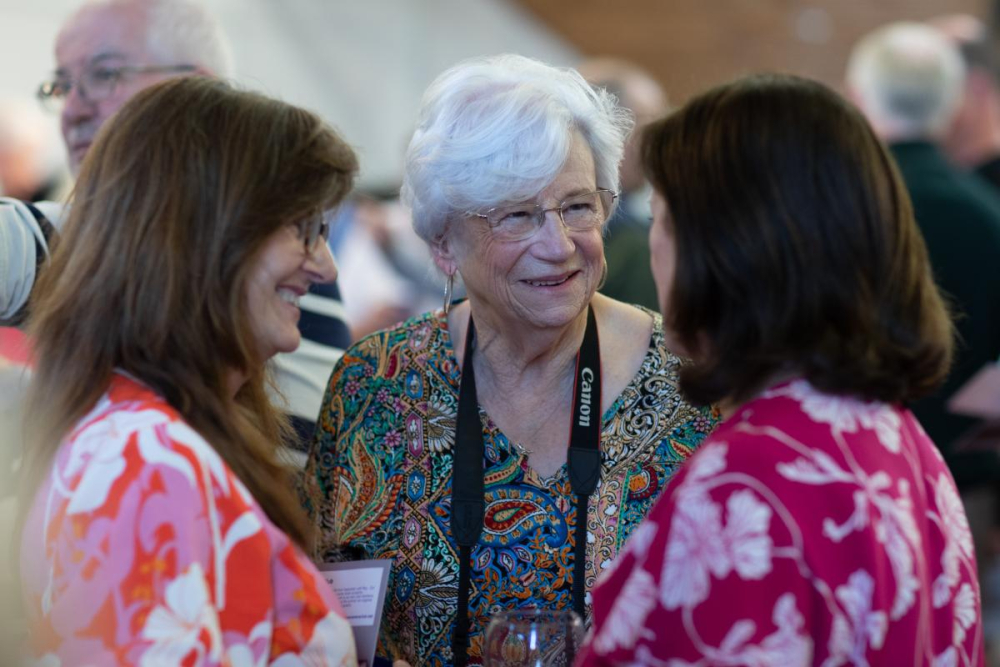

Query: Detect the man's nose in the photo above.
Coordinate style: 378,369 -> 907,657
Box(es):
61,83 -> 96,124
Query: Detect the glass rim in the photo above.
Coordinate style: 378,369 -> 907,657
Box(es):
469,188 -> 617,242
479,188 -> 616,222
487,607 -> 583,624
36,64 -> 198,107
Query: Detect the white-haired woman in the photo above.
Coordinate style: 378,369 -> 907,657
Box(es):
301,54 -> 718,667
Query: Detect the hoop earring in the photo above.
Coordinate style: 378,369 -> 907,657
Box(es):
443,272 -> 455,315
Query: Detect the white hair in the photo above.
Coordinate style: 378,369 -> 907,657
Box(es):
846,22 -> 965,140
68,0 -> 234,78
144,0 -> 233,77
402,54 -> 633,243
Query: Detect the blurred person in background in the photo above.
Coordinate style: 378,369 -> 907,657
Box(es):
0,198 -> 60,327
578,57 -> 667,311
301,54 -> 718,666
328,194 -> 440,340
51,0 -> 226,176
0,98 -> 64,458
848,28 -> 1000,656
30,0 -> 354,452
930,13 -> 1000,192
847,22 -> 1000,489
374,197 -> 455,318
1,202 -> 61,646
0,199 -> 60,581
18,76 -> 359,665
1,199 -> 62,536
0,354 -> 30,658
577,72 -> 982,667
0,98 -> 65,202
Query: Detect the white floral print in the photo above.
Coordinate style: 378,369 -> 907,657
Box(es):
660,489 -> 727,609
933,647 -> 958,667
592,568 -> 657,653
22,374 -> 359,666
724,490 -> 773,580
660,484 -> 772,610
712,594 -> 812,666
933,473 -> 976,609
777,429 -> 922,620
769,380 -> 901,452
953,583 -> 977,645
271,613 -> 357,667
141,563 -> 222,666
827,570 -> 888,666
578,380 -> 984,667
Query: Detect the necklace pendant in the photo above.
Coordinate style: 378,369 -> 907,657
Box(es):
513,441 -> 533,457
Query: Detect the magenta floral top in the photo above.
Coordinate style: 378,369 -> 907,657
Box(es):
577,379 -> 985,666
20,372 -> 357,666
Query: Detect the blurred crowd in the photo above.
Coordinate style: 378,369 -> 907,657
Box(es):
4,1 -> 1000,666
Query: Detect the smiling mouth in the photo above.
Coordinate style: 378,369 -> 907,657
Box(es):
277,288 -> 302,307
70,143 -> 91,161
523,272 -> 577,287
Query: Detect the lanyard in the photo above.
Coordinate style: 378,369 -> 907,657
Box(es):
450,305 -> 602,666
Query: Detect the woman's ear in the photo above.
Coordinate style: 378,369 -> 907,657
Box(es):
431,233 -> 459,277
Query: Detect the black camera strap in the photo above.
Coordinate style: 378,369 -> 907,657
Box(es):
450,305 -> 602,666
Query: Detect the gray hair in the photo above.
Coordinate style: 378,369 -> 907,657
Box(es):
68,0 -> 234,78
402,54 -> 633,243
846,22 -> 965,140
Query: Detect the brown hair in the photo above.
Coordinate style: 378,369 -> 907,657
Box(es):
641,73 -> 953,407
21,76 -> 357,548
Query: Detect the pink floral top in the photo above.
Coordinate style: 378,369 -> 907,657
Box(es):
21,372 -> 357,666
577,380 -> 985,666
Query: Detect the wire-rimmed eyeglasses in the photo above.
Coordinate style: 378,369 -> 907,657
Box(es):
469,189 -> 617,242
296,214 -> 331,253
37,63 -> 197,111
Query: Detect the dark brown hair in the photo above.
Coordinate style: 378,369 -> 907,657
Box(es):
642,73 -> 953,407
22,76 -> 357,548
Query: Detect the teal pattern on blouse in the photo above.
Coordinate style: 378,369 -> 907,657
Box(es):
301,308 -> 719,666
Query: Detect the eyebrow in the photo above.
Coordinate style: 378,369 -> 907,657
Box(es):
541,187 -> 596,206
531,188 -> 598,205
489,187 -> 598,212
558,187 -> 594,200
54,52 -> 128,77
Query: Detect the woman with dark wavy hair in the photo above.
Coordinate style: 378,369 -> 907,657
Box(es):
577,74 -> 984,665
19,77 -> 359,665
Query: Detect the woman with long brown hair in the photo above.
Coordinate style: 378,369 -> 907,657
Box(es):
18,76 -> 359,665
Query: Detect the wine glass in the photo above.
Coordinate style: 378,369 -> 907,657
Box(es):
482,608 -> 584,667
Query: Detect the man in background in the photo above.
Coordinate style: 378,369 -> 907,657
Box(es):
847,21 -> 1000,483
930,13 -> 1000,193
578,57 -> 667,311
34,0 -> 351,449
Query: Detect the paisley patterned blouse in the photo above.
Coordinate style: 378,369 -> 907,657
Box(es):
301,308 -> 718,666
20,372 -> 358,666
577,380 -> 985,666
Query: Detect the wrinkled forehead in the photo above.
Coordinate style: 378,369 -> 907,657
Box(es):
55,5 -> 151,71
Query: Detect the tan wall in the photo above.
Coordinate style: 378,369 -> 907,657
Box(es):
517,0 -> 989,104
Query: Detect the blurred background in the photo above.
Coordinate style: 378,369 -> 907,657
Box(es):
3,0 -> 995,338
0,0 -> 990,195
2,0 -> 1000,657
